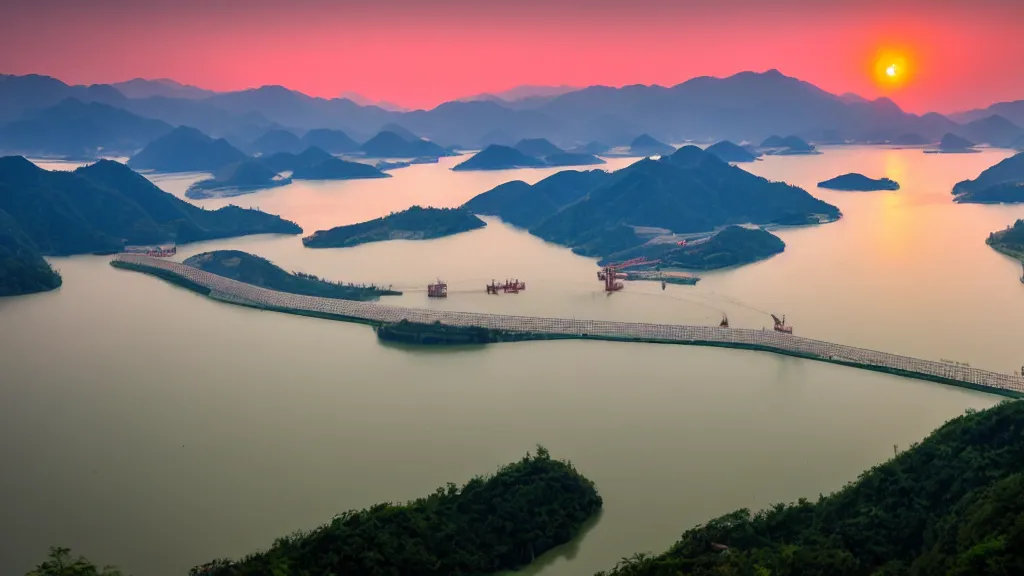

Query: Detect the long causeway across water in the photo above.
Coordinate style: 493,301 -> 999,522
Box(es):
114,254 -> 1024,397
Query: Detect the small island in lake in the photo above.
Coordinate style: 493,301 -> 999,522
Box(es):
300,128 -> 360,153
544,152 -> 606,166
186,160 -> 291,199
513,138 -> 563,157
628,134 -> 675,156
259,146 -> 333,173
818,173 -> 900,191
377,319 -> 550,345
291,156 -> 389,181
359,130 -> 452,158
452,145 -> 547,171
760,134 -> 819,155
705,140 -> 759,163
601,226 -> 786,272
189,448 -> 601,576
987,219 -> 1024,260
303,206 -> 486,248
462,145 -> 838,262
952,151 -> 1024,203
928,132 -> 978,154
128,126 -> 247,172
183,250 -> 400,300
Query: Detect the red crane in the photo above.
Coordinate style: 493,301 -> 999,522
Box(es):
772,314 -> 793,334
597,257 -> 660,292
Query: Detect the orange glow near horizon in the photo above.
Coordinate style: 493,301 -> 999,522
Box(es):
873,48 -> 911,91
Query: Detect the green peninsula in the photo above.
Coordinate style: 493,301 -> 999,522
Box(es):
303,206 -> 486,249
183,250 -> 399,300
595,400 -> 1024,576
192,448 -> 602,576
987,219 -> 1024,260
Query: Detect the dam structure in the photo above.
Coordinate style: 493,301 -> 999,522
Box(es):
112,254 -> 1024,398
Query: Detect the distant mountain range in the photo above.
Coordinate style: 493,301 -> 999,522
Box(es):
111,78 -> 216,100
2,71 -> 1024,160
951,100 -> 1024,127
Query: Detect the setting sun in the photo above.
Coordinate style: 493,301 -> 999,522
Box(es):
873,48 -> 910,89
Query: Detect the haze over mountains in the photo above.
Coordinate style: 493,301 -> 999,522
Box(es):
1,71 -> 1023,160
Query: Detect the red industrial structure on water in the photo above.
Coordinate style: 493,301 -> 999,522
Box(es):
427,279 -> 448,298
486,279 -> 526,294
598,257 -> 660,292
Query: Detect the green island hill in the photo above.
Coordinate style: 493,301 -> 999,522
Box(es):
463,145 -> 839,261
595,400 -> 1024,576
760,134 -> 819,155
128,126 -> 247,173
359,130 -> 452,158
0,209 -> 62,297
953,152 -> 1024,203
0,156 -> 301,257
185,160 -> 291,199
376,319 -> 562,345
514,137 -> 564,157
300,128 -> 360,153
704,140 -> 759,163
602,226 -> 786,271
290,156 -> 389,181
181,250 -> 399,300
545,152 -> 606,167
452,145 -> 549,171
927,132 -> 978,154
818,173 -> 900,191
303,206 -> 486,249
987,219 -> 1024,260
258,146 -> 333,173
26,448 -> 602,576
628,134 -> 675,156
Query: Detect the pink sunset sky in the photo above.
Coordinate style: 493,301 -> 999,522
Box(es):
1,0 -> 1022,113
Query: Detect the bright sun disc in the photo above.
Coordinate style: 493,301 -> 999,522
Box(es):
874,50 -> 910,88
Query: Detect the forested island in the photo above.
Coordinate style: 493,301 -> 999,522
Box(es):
186,160 -> 291,199
953,152 -> 1024,203
291,156 -> 389,180
300,128 -> 360,153
377,319 -> 553,345
603,226 -> 786,271
0,156 -> 301,256
818,173 -> 900,191
452,145 -> 548,171
929,132 -> 977,153
128,126 -> 247,172
760,134 -> 818,155
359,130 -> 452,158
704,140 -> 759,163
595,400 -> 1024,576
987,220 -> 1024,260
182,250 -> 399,300
303,206 -> 486,248
464,146 -> 838,261
628,134 -> 675,156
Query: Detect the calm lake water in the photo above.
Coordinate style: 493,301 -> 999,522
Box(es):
2,147 -> 1022,575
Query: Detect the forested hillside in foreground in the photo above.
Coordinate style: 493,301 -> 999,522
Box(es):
596,400 -> 1024,576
